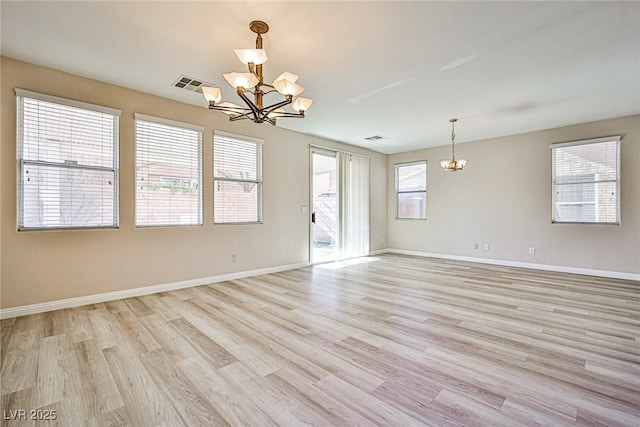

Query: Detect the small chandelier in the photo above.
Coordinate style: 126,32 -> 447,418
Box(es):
440,118 -> 468,172
202,20 -> 313,126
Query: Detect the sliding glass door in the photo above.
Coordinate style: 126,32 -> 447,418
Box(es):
310,147 -> 369,263
311,149 -> 339,263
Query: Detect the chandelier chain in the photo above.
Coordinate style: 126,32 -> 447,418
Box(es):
451,120 -> 456,159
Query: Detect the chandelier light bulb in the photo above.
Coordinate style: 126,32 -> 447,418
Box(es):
201,87 -> 223,105
273,79 -> 305,97
223,72 -> 259,90
234,49 -> 268,65
274,71 -> 299,84
440,160 -> 453,169
291,97 -> 314,113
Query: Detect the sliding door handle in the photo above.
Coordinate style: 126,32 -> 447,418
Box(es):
311,212 -> 316,224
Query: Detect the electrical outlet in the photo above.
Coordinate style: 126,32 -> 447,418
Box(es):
231,254 -> 237,262
483,243 -> 489,250
381,237 -> 385,244
528,247 -> 535,255
473,243 -> 479,249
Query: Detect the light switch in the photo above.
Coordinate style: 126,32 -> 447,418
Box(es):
301,206 -> 308,214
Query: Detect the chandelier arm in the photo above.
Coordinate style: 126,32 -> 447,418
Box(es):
264,112 -> 304,126
208,105 -> 251,113
237,89 -> 261,120
261,97 -> 293,116
229,115 -> 251,122
209,107 -> 253,121
208,105 -> 253,121
273,111 -> 305,118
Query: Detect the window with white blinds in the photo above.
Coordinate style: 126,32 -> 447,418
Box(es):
551,136 -> 620,224
16,89 -> 120,230
135,114 -> 203,227
395,161 -> 427,219
213,131 -> 263,224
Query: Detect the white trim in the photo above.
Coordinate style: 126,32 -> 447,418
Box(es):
384,249 -> 639,281
394,159 -> 427,168
4,252 -> 635,319
309,143 -> 366,158
0,262 -> 309,319
134,113 -> 205,132
15,88 -> 121,116
369,248 -> 388,255
214,129 -> 264,145
395,161 -> 428,220
551,135 -> 621,149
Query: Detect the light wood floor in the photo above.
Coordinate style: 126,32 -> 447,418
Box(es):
1,254 -> 639,426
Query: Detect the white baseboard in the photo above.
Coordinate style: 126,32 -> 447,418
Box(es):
385,248 -> 640,281
3,251 -> 636,320
369,248 -> 389,255
0,262 -> 310,320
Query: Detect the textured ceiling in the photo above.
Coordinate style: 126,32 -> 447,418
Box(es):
2,1 -> 639,154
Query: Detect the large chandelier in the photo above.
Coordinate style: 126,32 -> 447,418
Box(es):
202,20 -> 313,125
440,118 -> 469,172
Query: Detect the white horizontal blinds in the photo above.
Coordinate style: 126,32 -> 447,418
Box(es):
396,161 -> 427,219
135,115 -> 203,227
213,131 -> 263,224
17,90 -> 119,230
551,137 -> 620,224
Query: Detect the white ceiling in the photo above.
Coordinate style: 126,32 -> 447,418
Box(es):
2,1 -> 639,154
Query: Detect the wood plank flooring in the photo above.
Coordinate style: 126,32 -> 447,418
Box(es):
1,254 -> 639,426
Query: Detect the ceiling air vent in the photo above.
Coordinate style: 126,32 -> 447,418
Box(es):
172,75 -> 214,94
365,135 -> 384,141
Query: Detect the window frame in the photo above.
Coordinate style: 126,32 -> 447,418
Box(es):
395,160 -> 427,220
213,130 -> 263,225
134,113 -> 204,228
551,136 -> 621,225
16,88 -> 121,231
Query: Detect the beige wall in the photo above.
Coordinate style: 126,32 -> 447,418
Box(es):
2,56 -> 636,310
0,57 -> 388,308
388,115 -> 640,275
